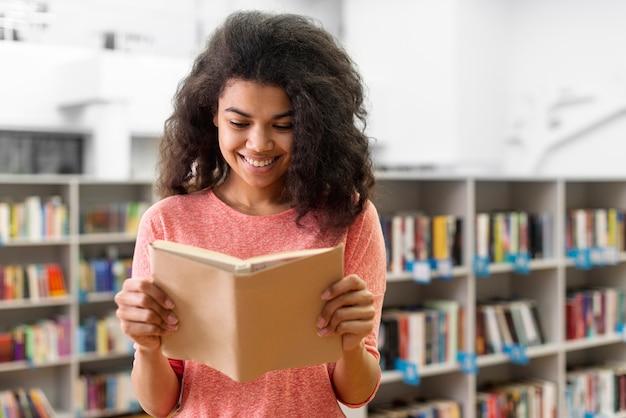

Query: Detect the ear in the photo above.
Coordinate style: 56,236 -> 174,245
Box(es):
213,113 -> 218,127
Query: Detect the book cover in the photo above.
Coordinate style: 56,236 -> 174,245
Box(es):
391,215 -> 405,273
424,299 -> 459,363
149,240 -> 344,382
432,215 -> 449,261
379,313 -> 399,371
494,304 -> 514,348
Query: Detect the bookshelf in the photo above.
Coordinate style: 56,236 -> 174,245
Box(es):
4,171 -> 626,417
0,175 -> 153,418
368,173 -> 626,418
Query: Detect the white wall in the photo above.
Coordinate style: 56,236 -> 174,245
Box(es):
39,0 -> 199,59
342,0 -> 461,169
342,0 -> 626,175
501,0 -> 626,175
0,42 -> 189,133
3,0 -> 626,177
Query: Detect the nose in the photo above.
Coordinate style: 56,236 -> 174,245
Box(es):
246,126 -> 274,152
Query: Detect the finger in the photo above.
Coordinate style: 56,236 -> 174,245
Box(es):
115,281 -> 177,327
120,278 -> 175,310
321,274 -> 365,301
318,304 -> 375,336
119,317 -> 173,338
317,289 -> 374,329
335,318 -> 375,338
116,297 -> 178,334
116,305 -> 178,337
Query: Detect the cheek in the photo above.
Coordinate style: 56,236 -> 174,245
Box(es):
278,135 -> 295,154
217,130 -> 242,152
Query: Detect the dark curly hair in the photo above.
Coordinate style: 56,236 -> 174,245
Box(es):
156,10 -> 375,234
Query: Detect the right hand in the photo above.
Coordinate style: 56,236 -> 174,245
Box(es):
114,277 -> 179,351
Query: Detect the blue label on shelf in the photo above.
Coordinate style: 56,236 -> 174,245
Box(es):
394,358 -> 420,386
409,260 -> 432,284
504,344 -> 529,365
590,247 -> 605,267
568,248 -> 591,270
434,259 -> 453,280
457,351 -> 477,375
604,246 -> 619,265
78,290 -> 88,304
513,252 -> 530,275
473,256 -> 490,278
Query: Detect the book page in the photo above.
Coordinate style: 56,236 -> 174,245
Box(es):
151,239 -> 338,274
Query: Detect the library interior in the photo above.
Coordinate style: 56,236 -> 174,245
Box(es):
2,0 -> 626,417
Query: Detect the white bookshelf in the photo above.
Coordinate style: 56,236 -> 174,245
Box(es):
369,172 -> 626,418
0,174 -> 154,417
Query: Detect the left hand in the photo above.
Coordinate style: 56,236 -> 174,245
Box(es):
317,274 -> 376,351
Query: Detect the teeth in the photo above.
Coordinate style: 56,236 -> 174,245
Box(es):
244,156 -> 275,167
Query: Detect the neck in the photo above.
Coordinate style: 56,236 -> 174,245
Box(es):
214,179 -> 290,216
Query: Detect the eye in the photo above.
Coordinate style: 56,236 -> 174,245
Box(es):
273,124 -> 293,132
229,121 -> 249,128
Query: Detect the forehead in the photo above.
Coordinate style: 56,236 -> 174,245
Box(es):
219,79 -> 291,107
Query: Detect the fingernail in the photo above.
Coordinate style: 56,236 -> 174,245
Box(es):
167,313 -> 178,324
318,328 -> 328,336
321,290 -> 331,300
317,317 -> 325,328
164,299 -> 175,309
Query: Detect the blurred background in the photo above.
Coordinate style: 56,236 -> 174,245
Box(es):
2,0 -> 626,177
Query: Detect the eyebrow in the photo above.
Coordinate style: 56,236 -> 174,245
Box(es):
224,107 -> 294,119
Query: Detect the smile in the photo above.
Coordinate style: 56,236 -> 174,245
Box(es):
242,155 -> 278,167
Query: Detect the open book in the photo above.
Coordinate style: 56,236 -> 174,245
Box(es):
149,240 -> 344,382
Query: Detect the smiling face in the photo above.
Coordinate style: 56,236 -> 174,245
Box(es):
213,79 -> 294,202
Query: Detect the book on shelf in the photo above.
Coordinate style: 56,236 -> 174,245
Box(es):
149,240 -> 344,383
0,263 -> 67,301
476,299 -> 544,355
566,286 -> 623,340
0,195 -> 68,243
423,299 -> 459,363
369,396 -> 461,418
76,371 -> 139,413
475,210 -> 553,263
380,212 -> 462,274
378,300 -> 460,370
0,387 -> 55,418
565,207 -> 626,264
478,379 -> 556,418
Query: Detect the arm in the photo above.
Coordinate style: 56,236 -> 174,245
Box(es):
318,274 -> 382,405
132,346 -> 181,417
114,206 -> 182,417
333,340 -> 381,405
317,201 -> 387,405
114,277 -> 181,417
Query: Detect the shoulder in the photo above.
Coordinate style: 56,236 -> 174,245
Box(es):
349,200 -> 382,233
343,199 -> 384,253
144,189 -> 214,218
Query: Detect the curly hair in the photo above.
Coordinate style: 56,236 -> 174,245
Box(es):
156,10 -> 375,234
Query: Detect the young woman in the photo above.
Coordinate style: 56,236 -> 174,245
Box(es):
114,10 -> 387,417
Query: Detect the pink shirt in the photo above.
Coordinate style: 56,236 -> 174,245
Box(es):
132,189 -> 387,417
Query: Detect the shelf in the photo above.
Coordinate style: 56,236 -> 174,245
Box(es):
371,175 -> 626,417
0,176 -> 152,417
3,174 -> 626,417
